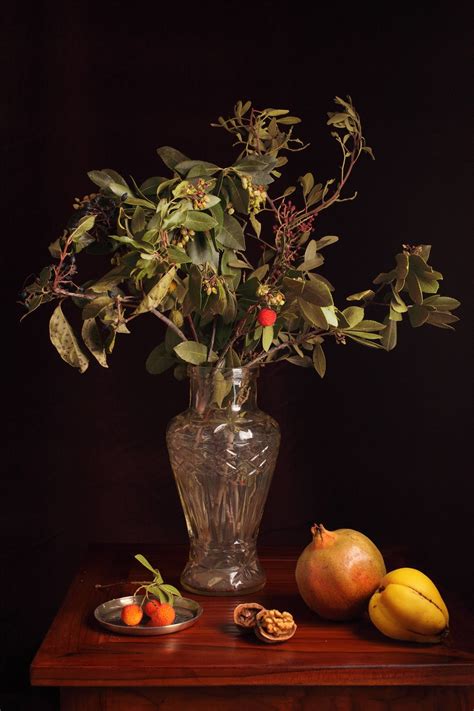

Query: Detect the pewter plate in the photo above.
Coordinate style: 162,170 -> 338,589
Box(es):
94,595 -> 203,636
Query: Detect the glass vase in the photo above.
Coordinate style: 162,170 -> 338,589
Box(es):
166,366 -> 280,595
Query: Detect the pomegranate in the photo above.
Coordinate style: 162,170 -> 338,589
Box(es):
295,523 -> 386,620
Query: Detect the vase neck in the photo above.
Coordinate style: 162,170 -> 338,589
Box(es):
189,367 -> 259,416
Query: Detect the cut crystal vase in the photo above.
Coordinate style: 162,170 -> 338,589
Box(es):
166,366 -> 280,595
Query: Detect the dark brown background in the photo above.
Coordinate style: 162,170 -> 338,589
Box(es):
3,1 -> 473,707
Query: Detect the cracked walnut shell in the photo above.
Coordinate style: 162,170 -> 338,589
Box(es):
255,608 -> 297,643
233,603 -> 265,630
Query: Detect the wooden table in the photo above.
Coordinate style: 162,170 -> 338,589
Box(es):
30,545 -> 474,710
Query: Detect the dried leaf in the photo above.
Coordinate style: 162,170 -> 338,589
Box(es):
49,304 -> 89,372
134,267 -> 177,315
81,318 -> 108,367
312,343 -> 326,377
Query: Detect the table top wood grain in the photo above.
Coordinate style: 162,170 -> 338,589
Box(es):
30,544 -> 474,688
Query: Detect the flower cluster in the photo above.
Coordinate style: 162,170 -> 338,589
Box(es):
241,176 -> 267,214
185,178 -> 213,210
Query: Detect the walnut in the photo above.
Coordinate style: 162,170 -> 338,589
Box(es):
233,602 -> 265,630
254,608 -> 297,643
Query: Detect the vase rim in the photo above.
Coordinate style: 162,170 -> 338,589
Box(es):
187,365 -> 259,375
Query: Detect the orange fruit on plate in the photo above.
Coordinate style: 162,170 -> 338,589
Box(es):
148,603 -> 176,627
120,603 -> 143,626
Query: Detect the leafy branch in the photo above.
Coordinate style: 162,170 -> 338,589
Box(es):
20,97 -> 460,383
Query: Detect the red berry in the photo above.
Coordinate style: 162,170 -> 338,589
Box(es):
257,308 -> 277,327
144,599 -> 161,617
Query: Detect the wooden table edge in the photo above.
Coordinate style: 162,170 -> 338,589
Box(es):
30,662 -> 474,687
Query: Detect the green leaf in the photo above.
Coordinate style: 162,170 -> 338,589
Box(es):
48,239 -> 62,258
184,211 -> 218,231
87,170 -> 122,192
308,272 -> 335,292
346,334 -> 384,349
351,320 -> 386,332
249,213 -> 261,238
162,203 -> 189,230
321,306 -> 338,327
174,160 -> 220,177
346,331 -> 382,340
225,348 -> 241,367
187,233 -> 219,267
134,267 -> 177,315
342,306 -> 364,328
135,553 -> 160,577
139,176 -> 168,196
167,246 -> 192,264
149,586 -> 166,603
131,206 -> 146,234
174,340 -> 208,365
70,214 -> 96,242
346,289 -> 375,302
297,255 -> 324,272
213,371 -> 233,407
312,343 -> 326,377
262,325 -> 274,352
408,305 -> 430,328
304,240 -> 317,261
82,296 -> 113,320
186,266 -> 202,313
81,319 -> 108,368
390,288 -> 408,313
395,252 -> 409,280
327,112 -> 349,125
233,155 -> 277,174
146,342 -> 176,374
381,316 -> 397,351
301,278 -> 333,307
416,276 -> 440,294
110,234 -> 148,250
306,183 -> 323,206
276,116 -> 301,125
249,264 -> 269,281
373,270 -> 396,286
123,195 -> 156,209
101,168 -> 129,187
315,235 -> 339,250
389,307 -> 403,322
298,298 -> 328,329
426,312 -> 459,329
160,583 -> 181,599
207,280 -> 228,317
405,271 -> 423,305
409,254 -> 443,281
49,304 -> 89,373
286,355 -> 313,367
299,172 -> 314,197
226,258 -> 251,269
156,146 -> 190,170
264,108 -> 289,117
220,249 -> 241,288
422,296 -> 461,311
225,176 -> 249,214
217,213 -> 246,250
209,201 -> 225,229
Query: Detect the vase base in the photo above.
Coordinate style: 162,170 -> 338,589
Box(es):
179,559 -> 267,596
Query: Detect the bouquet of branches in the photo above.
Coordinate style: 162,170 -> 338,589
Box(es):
21,97 -> 460,378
